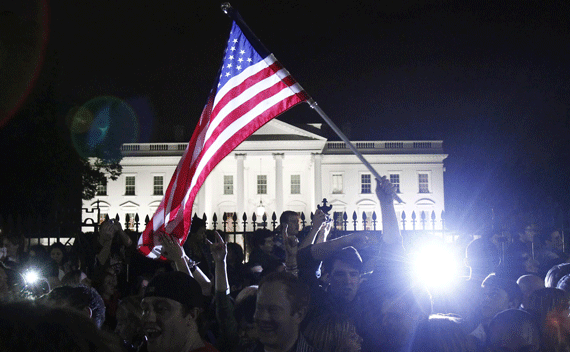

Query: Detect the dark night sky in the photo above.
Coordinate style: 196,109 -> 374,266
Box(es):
1,0 -> 569,233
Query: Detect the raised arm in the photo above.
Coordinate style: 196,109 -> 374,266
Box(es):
299,209 -> 327,250
283,225 -> 300,277
160,233 -> 192,276
375,176 -> 403,246
161,233 -> 213,295
209,231 -> 230,295
309,232 -> 370,261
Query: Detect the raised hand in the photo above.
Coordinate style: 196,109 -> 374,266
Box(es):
375,176 -> 396,203
313,209 -> 327,230
160,233 -> 184,261
208,231 -> 227,263
284,225 -> 299,257
98,220 -> 117,244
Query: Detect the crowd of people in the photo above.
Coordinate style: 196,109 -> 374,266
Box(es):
0,176 -> 569,352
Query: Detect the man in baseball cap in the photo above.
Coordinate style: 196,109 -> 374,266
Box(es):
141,271 -> 218,352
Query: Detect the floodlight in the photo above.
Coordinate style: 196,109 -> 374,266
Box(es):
412,244 -> 461,290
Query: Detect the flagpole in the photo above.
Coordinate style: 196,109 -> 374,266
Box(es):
307,99 -> 404,204
221,2 -> 404,204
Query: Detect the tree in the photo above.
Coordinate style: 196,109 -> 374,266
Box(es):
81,157 -> 122,200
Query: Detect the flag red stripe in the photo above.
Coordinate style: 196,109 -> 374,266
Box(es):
211,61 -> 283,119
179,94 -> 305,238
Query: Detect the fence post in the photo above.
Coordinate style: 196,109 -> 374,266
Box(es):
372,211 -> 377,231
242,213 -> 248,234
262,213 -> 268,229
212,213 -> 218,230
252,213 -> 257,231
271,212 -> 277,231
352,211 -> 357,232
135,213 -> 140,232
232,213 -> 238,240
401,211 -> 406,231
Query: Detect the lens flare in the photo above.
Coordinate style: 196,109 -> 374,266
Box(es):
70,96 -> 139,160
412,244 -> 460,290
24,270 -> 40,285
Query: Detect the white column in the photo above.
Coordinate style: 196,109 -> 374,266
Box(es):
313,153 -> 322,209
235,154 -> 246,220
274,153 -> 284,216
198,182 -> 206,219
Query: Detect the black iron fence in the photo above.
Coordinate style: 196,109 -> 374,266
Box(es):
2,199 -> 568,253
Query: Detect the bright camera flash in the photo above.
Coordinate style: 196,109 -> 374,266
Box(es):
24,270 -> 40,285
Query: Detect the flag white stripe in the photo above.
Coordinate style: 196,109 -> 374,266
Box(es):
213,58 -> 273,109
206,69 -> 289,141
165,86 -> 296,233
182,87 -> 296,207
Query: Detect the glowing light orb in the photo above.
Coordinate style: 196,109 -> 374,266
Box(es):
412,244 -> 461,290
70,96 -> 139,160
24,270 -> 40,285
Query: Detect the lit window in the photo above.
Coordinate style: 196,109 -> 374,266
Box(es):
333,211 -> 344,230
153,176 -> 163,195
224,212 -> 237,229
96,180 -> 107,196
125,176 -> 135,195
257,175 -> 267,194
291,175 -> 300,194
126,213 -> 136,230
99,213 -> 108,224
332,174 -> 343,194
361,174 -> 371,194
419,173 -> 430,193
224,175 -> 233,195
363,211 -> 373,230
389,174 -> 400,193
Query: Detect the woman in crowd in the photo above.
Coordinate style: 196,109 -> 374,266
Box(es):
49,242 -> 68,280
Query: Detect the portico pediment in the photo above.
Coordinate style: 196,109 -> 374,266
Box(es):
415,198 -> 436,206
247,119 -> 326,141
120,201 -> 140,209
356,198 -> 377,206
91,200 -> 110,208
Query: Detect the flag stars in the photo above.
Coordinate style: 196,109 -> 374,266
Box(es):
225,72 -> 231,77
230,46 -> 236,51
240,49 -> 245,55
227,63 -> 232,68
229,55 -> 234,60
237,65 -> 242,70
247,58 -> 252,62
233,39 -> 238,43
238,58 -> 243,63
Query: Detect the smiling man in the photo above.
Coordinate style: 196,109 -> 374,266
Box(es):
251,272 -> 319,352
141,271 -> 218,352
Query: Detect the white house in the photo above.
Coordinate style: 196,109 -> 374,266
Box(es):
84,119 -> 448,233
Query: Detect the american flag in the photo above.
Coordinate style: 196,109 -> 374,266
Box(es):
138,21 -> 308,259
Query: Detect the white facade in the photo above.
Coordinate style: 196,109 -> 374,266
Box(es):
84,119 -> 448,232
